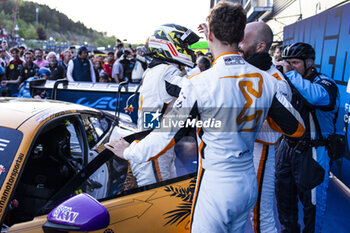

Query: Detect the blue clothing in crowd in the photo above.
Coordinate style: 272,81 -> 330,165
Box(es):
276,69 -> 339,233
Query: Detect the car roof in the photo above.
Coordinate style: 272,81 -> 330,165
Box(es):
0,98 -> 100,129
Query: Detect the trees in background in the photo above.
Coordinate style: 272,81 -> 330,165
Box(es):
0,0 -> 117,47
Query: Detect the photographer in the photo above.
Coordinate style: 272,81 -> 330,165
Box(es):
275,42 -> 340,233
120,48 -> 135,82
131,46 -> 147,83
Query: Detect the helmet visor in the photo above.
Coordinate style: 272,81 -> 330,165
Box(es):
181,29 -> 200,45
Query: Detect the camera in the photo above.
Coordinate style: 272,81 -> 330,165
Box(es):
124,49 -> 130,56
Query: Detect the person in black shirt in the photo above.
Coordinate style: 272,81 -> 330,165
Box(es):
46,52 -> 65,80
1,47 -> 24,96
4,51 -> 39,97
20,51 -> 40,81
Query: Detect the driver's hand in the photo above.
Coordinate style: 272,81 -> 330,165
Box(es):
198,23 -> 209,40
104,138 -> 130,160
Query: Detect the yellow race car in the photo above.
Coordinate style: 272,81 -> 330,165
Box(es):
0,98 -> 197,233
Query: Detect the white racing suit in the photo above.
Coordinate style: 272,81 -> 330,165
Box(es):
124,53 -> 305,233
131,60 -> 184,186
252,66 -> 292,233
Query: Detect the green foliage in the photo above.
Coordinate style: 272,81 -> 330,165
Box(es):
0,10 -> 13,33
0,0 -> 117,47
25,40 -> 42,49
23,24 -> 38,39
95,36 -> 117,47
55,35 -> 67,42
36,27 -> 47,40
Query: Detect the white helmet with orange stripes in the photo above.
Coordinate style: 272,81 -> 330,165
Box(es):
148,24 -> 200,67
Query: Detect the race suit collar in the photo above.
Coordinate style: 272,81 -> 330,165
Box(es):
148,58 -> 168,68
213,52 -> 239,66
304,68 -> 319,83
246,52 -> 272,71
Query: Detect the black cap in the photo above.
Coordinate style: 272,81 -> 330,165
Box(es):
78,46 -> 89,54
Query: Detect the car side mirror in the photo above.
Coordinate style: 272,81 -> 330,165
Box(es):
42,193 -> 109,232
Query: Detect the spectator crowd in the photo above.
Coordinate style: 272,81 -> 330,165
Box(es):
0,37 -> 213,98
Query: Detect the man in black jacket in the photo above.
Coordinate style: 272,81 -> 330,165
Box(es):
46,52 -> 65,80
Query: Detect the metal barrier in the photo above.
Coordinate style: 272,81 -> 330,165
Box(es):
31,80 -> 139,123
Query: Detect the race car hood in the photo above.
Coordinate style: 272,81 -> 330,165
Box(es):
0,98 -> 98,130
0,98 -> 58,129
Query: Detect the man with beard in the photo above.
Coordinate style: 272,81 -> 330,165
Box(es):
45,52 -> 65,80
238,22 -> 291,233
33,48 -> 49,68
19,51 -> 40,82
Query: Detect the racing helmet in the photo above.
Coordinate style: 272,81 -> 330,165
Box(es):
282,42 -> 315,60
148,24 -> 200,67
38,67 -> 51,77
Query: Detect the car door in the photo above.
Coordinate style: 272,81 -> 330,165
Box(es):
41,117 -> 198,233
75,129 -> 198,233
5,114 -> 88,232
7,113 -> 198,233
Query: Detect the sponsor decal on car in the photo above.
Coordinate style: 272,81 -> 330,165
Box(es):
163,177 -> 196,226
76,97 -> 117,110
0,153 -> 24,216
0,138 -> 9,152
52,205 -> 79,223
0,165 -> 5,175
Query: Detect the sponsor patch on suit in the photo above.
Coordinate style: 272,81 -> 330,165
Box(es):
224,56 -> 245,66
